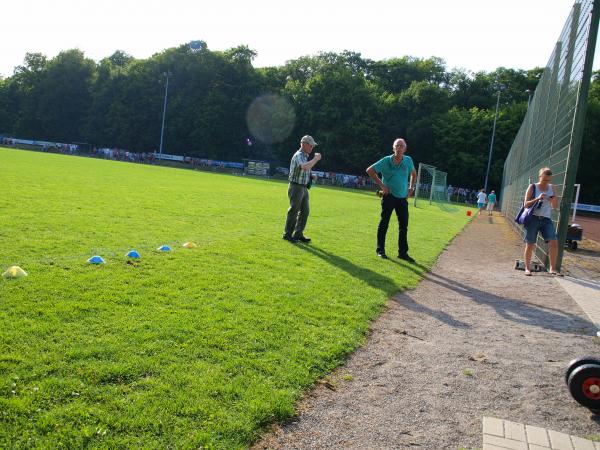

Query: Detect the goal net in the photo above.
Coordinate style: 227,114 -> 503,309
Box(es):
413,163 -> 448,207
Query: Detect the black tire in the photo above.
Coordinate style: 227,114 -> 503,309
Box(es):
567,364 -> 600,410
565,356 -> 600,385
571,241 -> 578,250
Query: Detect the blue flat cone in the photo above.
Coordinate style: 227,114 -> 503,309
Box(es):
157,245 -> 171,252
88,255 -> 105,264
126,250 -> 141,259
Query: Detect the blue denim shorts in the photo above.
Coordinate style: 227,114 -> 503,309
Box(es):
524,216 -> 557,243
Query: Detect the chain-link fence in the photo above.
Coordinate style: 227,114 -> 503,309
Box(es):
500,0 -> 599,271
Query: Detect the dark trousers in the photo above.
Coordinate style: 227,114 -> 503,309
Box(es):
284,183 -> 310,237
377,195 -> 409,255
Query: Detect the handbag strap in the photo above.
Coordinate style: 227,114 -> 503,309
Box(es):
527,183 -> 536,202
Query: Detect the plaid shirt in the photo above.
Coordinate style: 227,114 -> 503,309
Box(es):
288,149 -> 310,185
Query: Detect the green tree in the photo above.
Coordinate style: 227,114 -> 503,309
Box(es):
10,52 -> 48,137
6,43 -> 589,196
578,70 -> 600,204
369,56 -> 447,93
36,49 -> 96,142
279,53 -> 382,172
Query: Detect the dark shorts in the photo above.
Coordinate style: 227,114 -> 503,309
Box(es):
524,216 -> 557,243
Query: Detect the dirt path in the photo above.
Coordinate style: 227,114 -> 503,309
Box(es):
254,215 -> 600,449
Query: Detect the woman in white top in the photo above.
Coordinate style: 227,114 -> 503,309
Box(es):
522,167 -> 562,276
476,189 -> 487,216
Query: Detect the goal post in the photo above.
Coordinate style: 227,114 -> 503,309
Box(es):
414,163 -> 447,208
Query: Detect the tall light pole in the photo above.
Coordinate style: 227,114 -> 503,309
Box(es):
525,89 -> 533,109
159,72 -> 169,156
484,83 -> 506,193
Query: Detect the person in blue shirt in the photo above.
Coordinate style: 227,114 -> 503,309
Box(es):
487,190 -> 497,216
366,138 -> 417,262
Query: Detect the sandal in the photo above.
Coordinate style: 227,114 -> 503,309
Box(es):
524,269 -> 532,276
549,271 -> 564,277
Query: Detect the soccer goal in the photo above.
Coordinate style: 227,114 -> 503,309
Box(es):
413,163 -> 448,207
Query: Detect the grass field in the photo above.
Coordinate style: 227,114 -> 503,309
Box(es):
0,147 -> 471,448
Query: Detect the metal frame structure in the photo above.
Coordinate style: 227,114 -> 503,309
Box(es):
500,0 -> 599,271
414,163 -> 448,208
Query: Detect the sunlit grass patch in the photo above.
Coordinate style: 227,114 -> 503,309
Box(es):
0,147 -> 469,448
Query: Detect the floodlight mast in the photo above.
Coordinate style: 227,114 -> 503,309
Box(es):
525,89 -> 533,108
159,72 -> 169,156
484,83 -> 506,193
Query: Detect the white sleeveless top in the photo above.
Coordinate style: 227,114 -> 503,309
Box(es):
532,183 -> 554,218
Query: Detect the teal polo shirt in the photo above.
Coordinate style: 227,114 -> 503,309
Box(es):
372,155 -> 415,198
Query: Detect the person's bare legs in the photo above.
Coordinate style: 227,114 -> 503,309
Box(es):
524,243 -> 535,275
548,239 -> 560,274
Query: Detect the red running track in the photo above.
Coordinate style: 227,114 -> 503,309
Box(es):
571,215 -> 600,242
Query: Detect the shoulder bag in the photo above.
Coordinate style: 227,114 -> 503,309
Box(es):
514,184 -> 538,226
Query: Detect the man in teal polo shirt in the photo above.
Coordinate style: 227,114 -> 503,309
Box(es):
366,138 -> 417,261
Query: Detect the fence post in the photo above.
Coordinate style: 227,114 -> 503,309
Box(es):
555,2 -> 598,271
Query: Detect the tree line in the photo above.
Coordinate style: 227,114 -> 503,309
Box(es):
0,42 -> 598,202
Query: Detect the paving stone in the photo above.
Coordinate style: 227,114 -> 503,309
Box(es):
529,445 -> 551,450
505,420 -> 526,441
484,444 -> 513,450
483,433 -> 527,450
481,418 -> 598,450
483,417 -> 505,437
571,436 -> 596,450
526,424 -> 550,447
555,277 -> 600,326
548,429 -> 574,449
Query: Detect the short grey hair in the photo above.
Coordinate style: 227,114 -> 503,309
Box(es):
393,138 -> 406,148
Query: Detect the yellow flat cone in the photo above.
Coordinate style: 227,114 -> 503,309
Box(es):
3,266 -> 28,279
182,242 -> 197,248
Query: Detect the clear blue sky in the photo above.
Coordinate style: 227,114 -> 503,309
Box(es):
1,0 -> 598,78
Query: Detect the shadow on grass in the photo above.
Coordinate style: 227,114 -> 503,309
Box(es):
421,272 -> 593,334
387,258 -> 429,274
296,245 -> 472,328
294,244 -> 401,297
294,244 -> 587,334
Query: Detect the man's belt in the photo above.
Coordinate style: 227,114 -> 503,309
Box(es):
290,181 -> 308,187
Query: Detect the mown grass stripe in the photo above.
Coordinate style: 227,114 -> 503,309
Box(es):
0,147 -> 469,448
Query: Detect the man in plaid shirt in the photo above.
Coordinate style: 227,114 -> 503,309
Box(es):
283,135 -> 322,243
